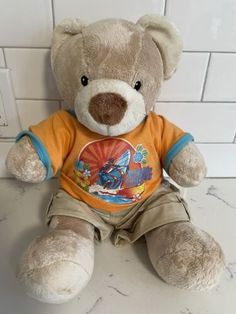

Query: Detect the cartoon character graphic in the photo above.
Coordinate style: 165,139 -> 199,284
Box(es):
98,150 -> 130,189
73,139 -> 152,204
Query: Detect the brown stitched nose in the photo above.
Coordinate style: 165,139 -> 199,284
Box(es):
88,92 -> 127,125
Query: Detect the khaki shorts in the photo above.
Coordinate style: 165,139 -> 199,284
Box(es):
46,180 -> 191,247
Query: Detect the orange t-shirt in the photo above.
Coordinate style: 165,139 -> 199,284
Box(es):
16,110 -> 193,213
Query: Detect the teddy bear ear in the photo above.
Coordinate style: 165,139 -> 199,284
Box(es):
51,18 -> 87,71
137,15 -> 183,79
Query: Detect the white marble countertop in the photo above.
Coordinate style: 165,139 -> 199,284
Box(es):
0,178 -> 236,314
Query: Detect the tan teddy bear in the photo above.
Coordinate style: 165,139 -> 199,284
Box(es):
6,15 -> 224,304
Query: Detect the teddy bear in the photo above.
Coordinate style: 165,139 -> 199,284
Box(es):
6,15 -> 225,304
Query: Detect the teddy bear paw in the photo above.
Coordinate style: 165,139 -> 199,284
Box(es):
17,229 -> 94,304
146,222 -> 225,290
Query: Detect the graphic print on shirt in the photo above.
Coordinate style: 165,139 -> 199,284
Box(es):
73,138 -> 152,204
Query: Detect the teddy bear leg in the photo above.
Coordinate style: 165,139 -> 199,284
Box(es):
145,221 -> 225,290
17,216 -> 94,304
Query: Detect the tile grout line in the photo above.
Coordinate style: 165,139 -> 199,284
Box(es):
15,99 -> 236,104
205,176 -> 236,179
200,52 -> 211,102
195,142 -> 236,144
59,100 -> 63,109
1,47 -> 236,54
51,0 -> 56,28
1,46 -> 50,50
183,50 -> 236,54
163,0 -> 168,15
15,100 -> 236,104
156,100 -> 236,103
233,132 -> 236,143
2,48 -> 7,68
16,98 -> 61,101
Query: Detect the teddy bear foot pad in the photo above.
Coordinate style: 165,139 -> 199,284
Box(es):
145,222 -> 225,291
16,229 -> 94,304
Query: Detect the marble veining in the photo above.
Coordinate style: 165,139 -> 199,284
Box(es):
206,185 -> 236,209
180,308 -> 193,314
225,262 -> 236,280
0,178 -> 236,314
86,297 -> 103,314
107,285 -> 129,297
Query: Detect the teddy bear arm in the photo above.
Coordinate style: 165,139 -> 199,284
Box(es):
168,142 -> 207,187
6,136 -> 47,183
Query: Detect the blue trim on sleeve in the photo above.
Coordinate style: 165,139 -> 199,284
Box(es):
164,133 -> 194,173
16,131 -> 52,180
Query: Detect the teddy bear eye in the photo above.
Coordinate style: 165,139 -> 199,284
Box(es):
134,81 -> 142,91
81,75 -> 89,86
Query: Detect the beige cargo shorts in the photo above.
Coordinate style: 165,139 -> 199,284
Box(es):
46,180 -> 191,247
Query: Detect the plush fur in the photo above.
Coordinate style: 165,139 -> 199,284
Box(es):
169,142 -> 207,187
137,15 -> 183,79
17,218 -> 94,304
52,18 -> 164,112
5,15 -> 225,303
146,222 -> 225,290
74,79 -> 146,136
6,136 -> 46,182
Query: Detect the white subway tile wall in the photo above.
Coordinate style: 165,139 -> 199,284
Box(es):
53,0 -> 165,24
159,53 -> 210,101
0,142 -> 13,177
197,144 -> 236,177
0,0 -> 53,47
16,100 -> 60,129
155,103 -> 236,143
166,0 -> 236,52
203,53 -> 236,101
0,49 -> 5,67
4,49 -> 59,99
0,0 -> 235,177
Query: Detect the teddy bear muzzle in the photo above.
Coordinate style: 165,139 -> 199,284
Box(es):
74,78 -> 146,136
88,92 -> 127,125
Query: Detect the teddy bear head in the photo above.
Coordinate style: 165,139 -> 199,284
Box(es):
51,15 -> 182,136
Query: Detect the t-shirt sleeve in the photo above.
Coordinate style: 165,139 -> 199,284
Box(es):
16,111 -> 73,179
157,115 -> 194,173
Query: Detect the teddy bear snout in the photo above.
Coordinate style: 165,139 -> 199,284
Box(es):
88,92 -> 127,125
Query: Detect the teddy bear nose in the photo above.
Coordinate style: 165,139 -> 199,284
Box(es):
88,92 -> 128,126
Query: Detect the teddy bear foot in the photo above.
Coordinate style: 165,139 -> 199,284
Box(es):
17,228 -> 94,304
145,222 -> 225,291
